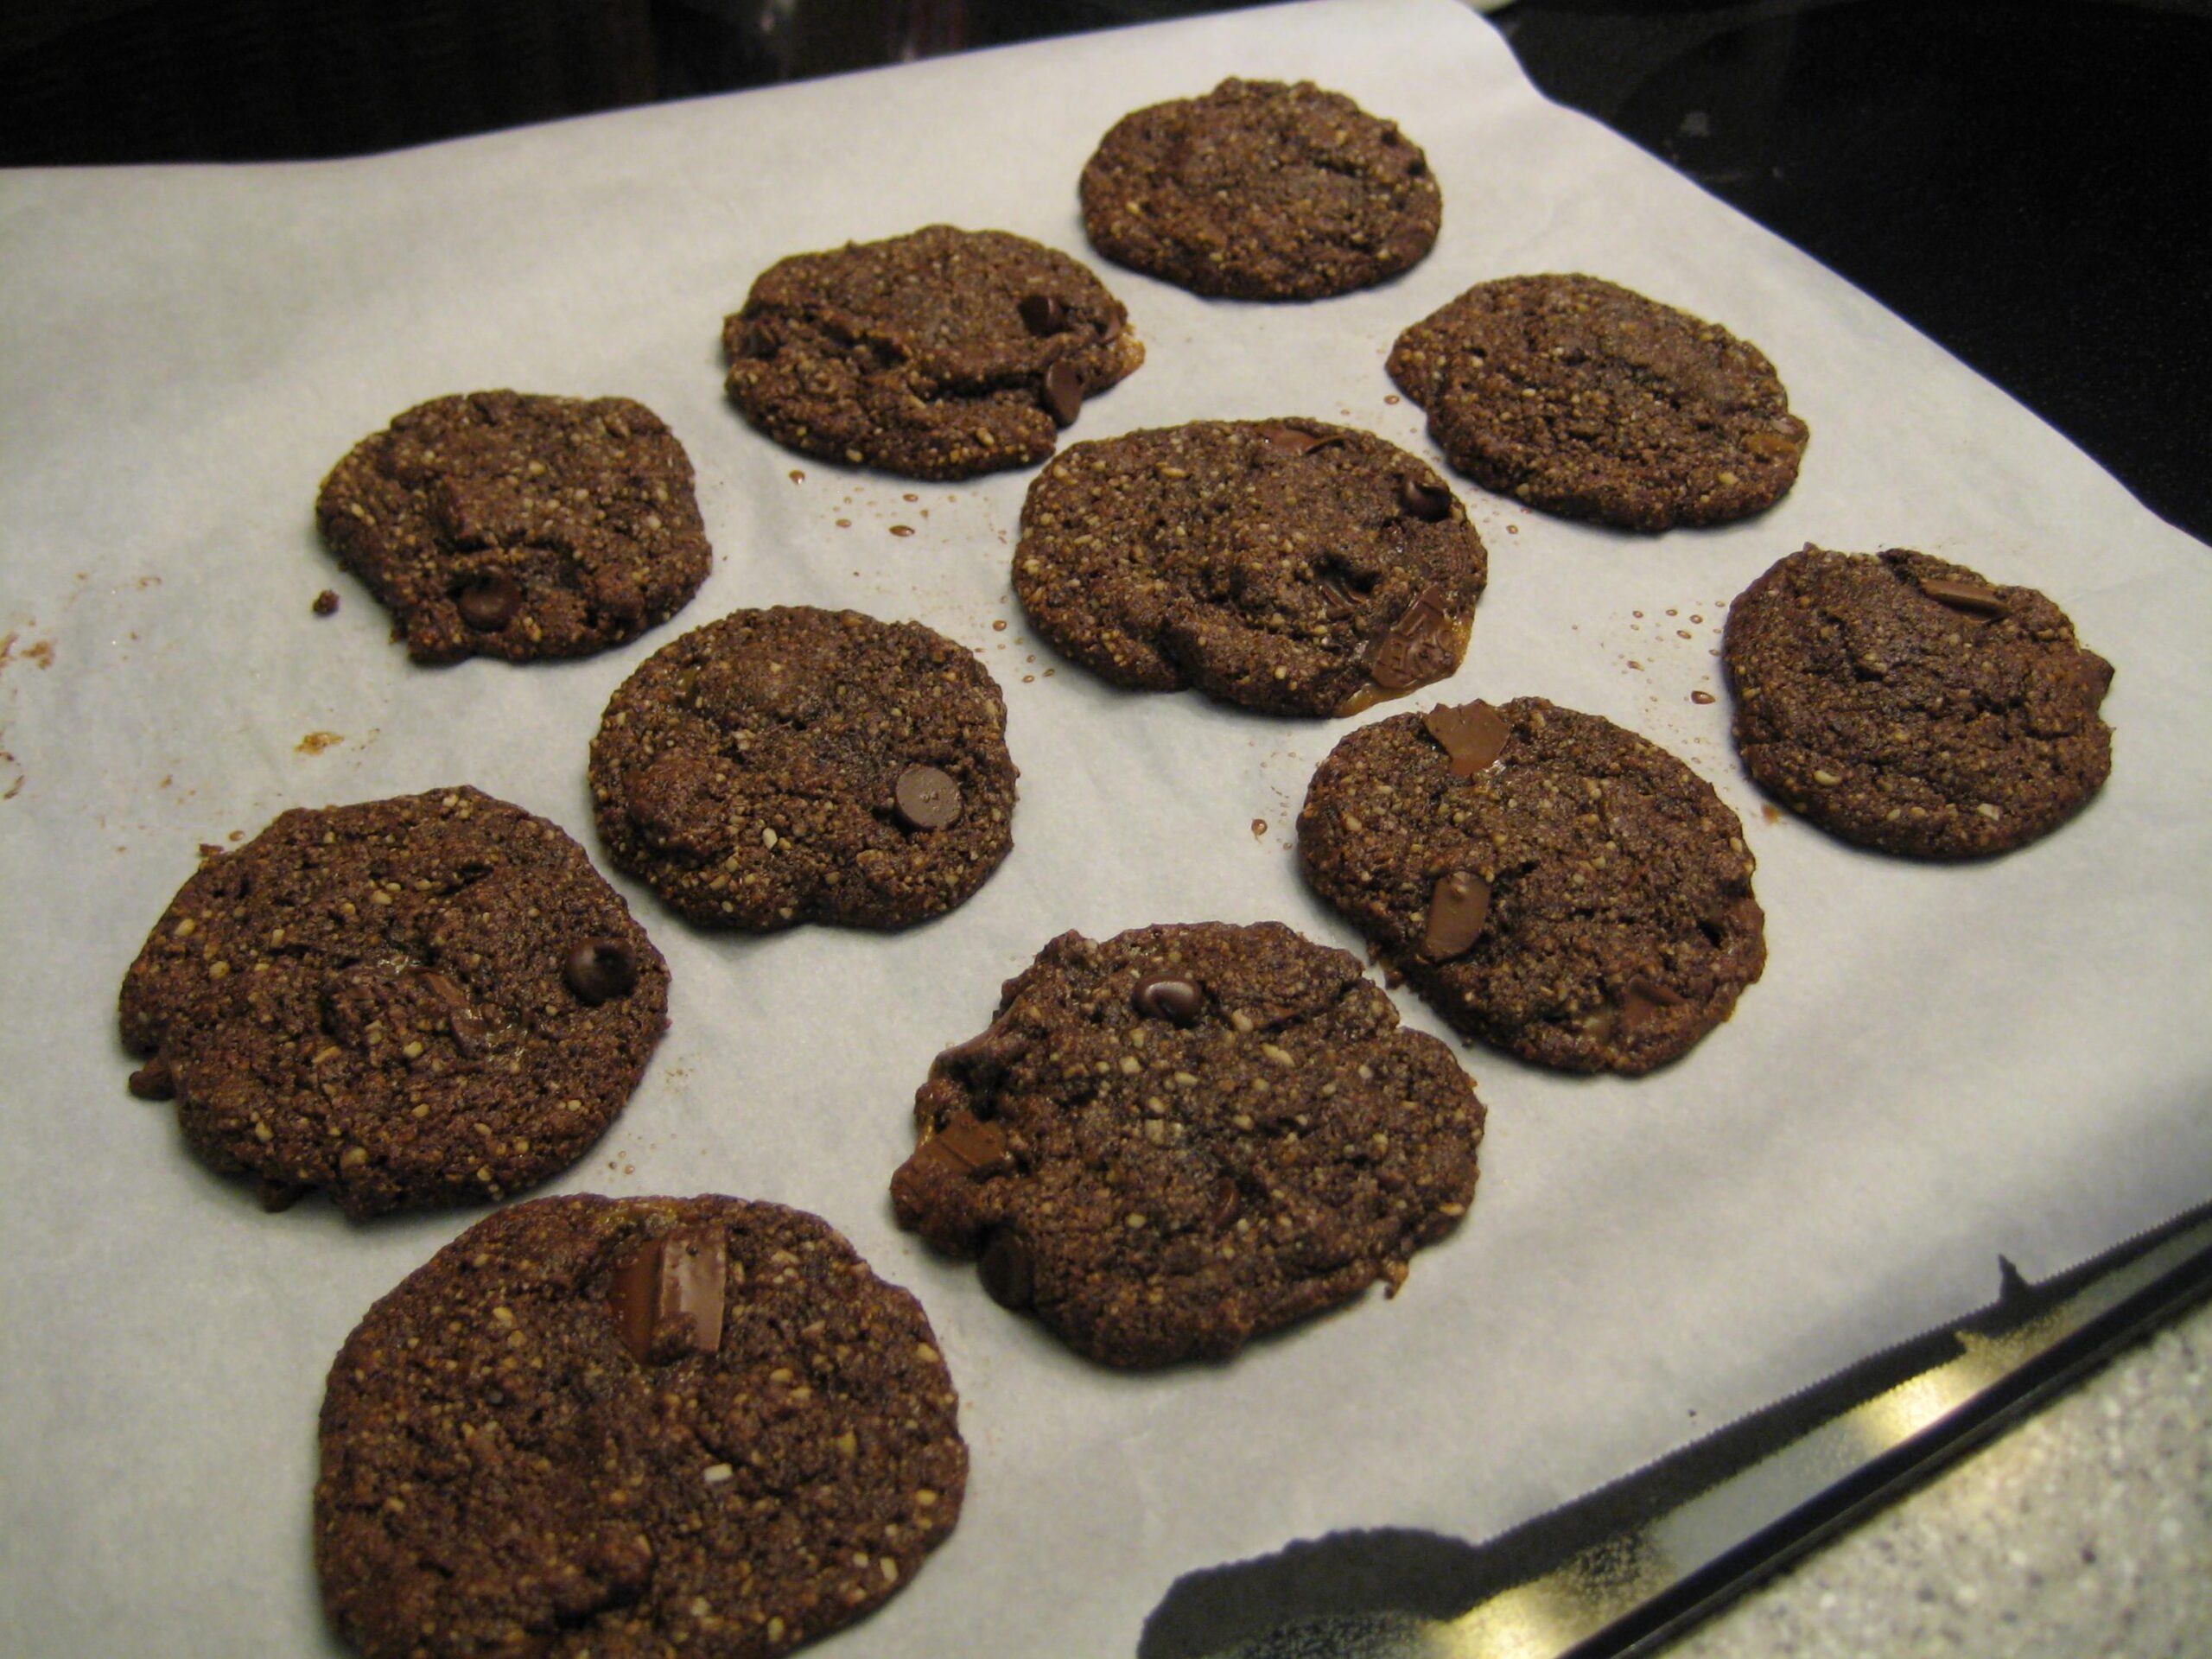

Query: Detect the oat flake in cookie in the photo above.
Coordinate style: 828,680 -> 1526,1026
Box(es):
1387,275 -> 1808,531
118,788 -> 668,1217
315,1194 -> 965,1659
1080,79 -> 1441,301
1014,419 -> 1485,716
723,225 -> 1143,480
891,922 -> 1484,1368
590,607 -> 1017,930
1725,546 -> 2114,858
316,391 -> 711,663
1300,698 -> 1764,1075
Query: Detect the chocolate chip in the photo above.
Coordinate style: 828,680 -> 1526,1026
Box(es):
1421,871 -> 1491,961
893,765 -> 963,830
564,938 -> 639,1005
1422,700 -> 1510,777
607,1227 -> 728,1364
1316,573 -> 1362,620
1365,583 -> 1462,692
311,589 -> 340,617
1208,1176 -> 1242,1230
1396,476 -> 1452,522
979,1229 -> 1034,1310
1918,575 -> 2008,617
1043,359 -> 1085,427
126,1056 -> 175,1101
1132,975 -> 1204,1025
455,571 -> 523,632
925,1112 -> 1009,1177
1618,976 -> 1687,1034
936,1012 -> 1023,1076
1019,293 -> 1068,336
1254,422 -> 1342,456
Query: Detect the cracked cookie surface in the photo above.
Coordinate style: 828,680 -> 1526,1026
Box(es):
1724,546 -> 2114,857
316,391 -> 710,663
723,225 -> 1142,479
1080,79 -> 1440,301
1300,698 -> 1764,1074
1387,274 -> 1807,531
890,922 -> 1483,1368
1014,418 -> 1485,715
118,787 -> 668,1216
588,607 -> 1017,931
315,1194 -> 964,1659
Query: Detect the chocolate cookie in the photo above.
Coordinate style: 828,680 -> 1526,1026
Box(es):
1386,275 -> 1808,531
1080,79 -> 1440,301
1300,698 -> 1764,1074
1724,546 -> 2114,858
890,922 -> 1483,1368
1014,418 -> 1485,716
723,225 -> 1143,480
316,391 -> 711,663
118,788 -> 668,1217
589,607 -> 1017,931
315,1194 -> 965,1659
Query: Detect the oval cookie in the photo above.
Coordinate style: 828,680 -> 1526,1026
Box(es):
1387,274 -> 1808,531
1300,698 -> 1765,1073
315,1194 -> 964,1658
118,787 -> 669,1216
723,225 -> 1142,480
1081,79 -> 1440,301
1014,418 -> 1485,715
316,391 -> 711,663
588,607 -> 1018,930
1724,546 -> 2114,857
891,921 -> 1484,1368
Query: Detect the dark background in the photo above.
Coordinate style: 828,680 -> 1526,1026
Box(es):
6,0 -> 2206,541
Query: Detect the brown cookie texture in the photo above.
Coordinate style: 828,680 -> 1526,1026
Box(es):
589,607 -> 1017,931
315,1194 -> 965,1659
1724,546 -> 2114,858
889,922 -> 1484,1369
1080,79 -> 1440,301
1014,419 -> 1486,716
1299,698 -> 1764,1074
722,225 -> 1143,480
1386,274 -> 1808,531
118,788 -> 668,1217
316,391 -> 711,664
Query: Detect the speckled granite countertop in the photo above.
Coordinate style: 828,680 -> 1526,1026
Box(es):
1670,1296 -> 2212,1658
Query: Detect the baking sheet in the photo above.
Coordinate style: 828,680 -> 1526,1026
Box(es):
3,2 -> 2209,1653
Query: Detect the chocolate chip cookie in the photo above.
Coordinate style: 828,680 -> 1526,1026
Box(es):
1080,79 -> 1440,301
118,788 -> 669,1216
315,1194 -> 965,1659
316,391 -> 711,663
589,607 -> 1017,930
1725,546 -> 2114,858
890,922 -> 1483,1368
723,225 -> 1143,480
1387,274 -> 1808,531
1300,698 -> 1764,1074
1014,418 -> 1485,716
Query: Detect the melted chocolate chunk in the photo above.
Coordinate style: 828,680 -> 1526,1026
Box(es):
565,938 -> 639,1005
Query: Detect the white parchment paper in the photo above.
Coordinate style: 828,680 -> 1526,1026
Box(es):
3,3 -> 2209,1653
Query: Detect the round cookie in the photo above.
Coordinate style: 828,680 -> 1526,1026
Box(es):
1300,697 -> 1764,1074
723,225 -> 1143,480
890,921 -> 1484,1368
1079,79 -> 1440,301
589,607 -> 1017,931
1014,418 -> 1486,716
118,787 -> 669,1217
1386,274 -> 1808,532
316,391 -> 711,664
315,1194 -> 965,1659
1724,546 -> 2114,858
